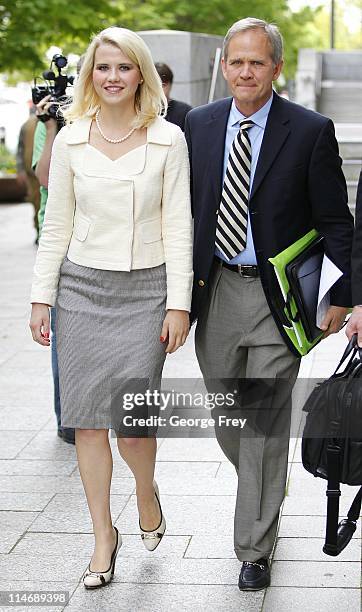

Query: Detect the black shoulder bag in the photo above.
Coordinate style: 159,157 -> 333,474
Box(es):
301,333 -> 362,556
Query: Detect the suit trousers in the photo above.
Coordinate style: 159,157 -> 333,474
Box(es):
195,260 -> 300,561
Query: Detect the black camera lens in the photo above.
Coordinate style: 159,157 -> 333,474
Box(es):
53,54 -> 67,69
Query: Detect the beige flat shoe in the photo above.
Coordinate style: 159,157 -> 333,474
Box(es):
139,481 -> 166,552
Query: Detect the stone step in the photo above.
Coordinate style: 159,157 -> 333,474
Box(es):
322,51 -> 362,81
319,85 -> 362,123
319,83 -> 362,124
347,180 -> 358,205
338,141 -> 362,159
342,160 -> 361,181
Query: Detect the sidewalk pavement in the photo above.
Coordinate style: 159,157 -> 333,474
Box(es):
0,202 -> 360,612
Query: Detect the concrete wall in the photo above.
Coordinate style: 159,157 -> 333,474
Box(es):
138,30 -> 228,108
322,51 -> 362,81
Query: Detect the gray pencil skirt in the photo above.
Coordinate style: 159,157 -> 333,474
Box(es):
55,257 -> 167,431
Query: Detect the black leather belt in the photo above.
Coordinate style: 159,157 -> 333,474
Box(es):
215,256 -> 259,277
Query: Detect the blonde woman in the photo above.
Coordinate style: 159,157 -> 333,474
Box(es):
29,27 -> 193,588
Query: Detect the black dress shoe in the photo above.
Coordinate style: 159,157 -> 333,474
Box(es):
57,428 -> 75,445
238,557 -> 270,591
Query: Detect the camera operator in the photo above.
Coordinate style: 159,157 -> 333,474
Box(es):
33,96 -> 59,229
32,95 -> 75,445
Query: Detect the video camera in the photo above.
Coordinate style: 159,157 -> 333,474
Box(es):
32,54 -> 74,121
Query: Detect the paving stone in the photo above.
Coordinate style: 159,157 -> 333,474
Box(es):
0,406 -> 51,430
263,587 -> 361,612
13,532 -> 191,559
0,475 -> 135,496
287,437 -> 299,462
30,493 -> 130,533
111,556 -> 242,585
41,417 -> 64,432
0,511 -> 39,553
0,381 -> 52,407
155,474 -> 236,496
215,461 -> 238,479
66,582 -> 263,612
17,431 -> 77,461
273,537 -> 361,562
0,459 -> 77,476
0,492 -> 54,512
283,491 -> 361,516
270,560 -> 361,587
185,534 -> 235,559
278,515 -> 361,539
0,430 -> 38,458
116,494 -> 235,535
0,370 -> 52,389
0,553 -> 86,582
1,350 -> 52,375
157,438 -> 226,461
73,459 -> 221,481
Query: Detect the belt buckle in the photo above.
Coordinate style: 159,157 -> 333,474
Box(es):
237,265 -> 254,277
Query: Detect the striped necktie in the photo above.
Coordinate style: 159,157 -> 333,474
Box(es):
215,119 -> 254,261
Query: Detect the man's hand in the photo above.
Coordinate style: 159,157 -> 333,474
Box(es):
346,305 -> 362,347
160,310 -> 190,354
319,305 -> 348,339
36,95 -> 58,130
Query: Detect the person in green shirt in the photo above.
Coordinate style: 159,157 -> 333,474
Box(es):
32,96 -> 75,445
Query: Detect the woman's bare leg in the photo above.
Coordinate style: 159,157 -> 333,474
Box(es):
117,437 -> 161,529
76,428 -> 116,570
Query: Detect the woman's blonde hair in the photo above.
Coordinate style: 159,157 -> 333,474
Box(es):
62,27 -> 167,128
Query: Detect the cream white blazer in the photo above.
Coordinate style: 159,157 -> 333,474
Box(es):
30,116 -> 193,311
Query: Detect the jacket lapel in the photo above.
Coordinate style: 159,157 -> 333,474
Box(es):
250,94 -> 291,200
204,99 -> 232,207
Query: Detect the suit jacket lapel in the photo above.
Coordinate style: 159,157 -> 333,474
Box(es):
204,98 -> 232,207
250,94 -> 291,200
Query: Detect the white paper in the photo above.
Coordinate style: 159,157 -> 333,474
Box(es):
316,255 -> 343,328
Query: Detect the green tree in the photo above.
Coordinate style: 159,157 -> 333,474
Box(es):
0,0 -> 121,74
0,0 -> 321,79
312,2 -> 362,50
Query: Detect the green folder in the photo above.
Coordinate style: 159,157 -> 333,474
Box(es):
269,229 -> 323,356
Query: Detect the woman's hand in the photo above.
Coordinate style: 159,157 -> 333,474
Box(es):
160,310 -> 190,354
29,303 -> 51,346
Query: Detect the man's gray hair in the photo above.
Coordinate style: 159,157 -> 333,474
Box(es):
222,17 -> 283,65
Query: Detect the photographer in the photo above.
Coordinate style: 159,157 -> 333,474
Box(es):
33,95 -> 59,232
32,56 -> 78,445
32,95 -> 75,444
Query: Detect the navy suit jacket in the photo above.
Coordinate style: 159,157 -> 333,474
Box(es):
351,170 -> 362,305
185,93 -> 354,356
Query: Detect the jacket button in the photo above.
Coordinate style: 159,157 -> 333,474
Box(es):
216,209 -> 219,215
198,280 -> 205,287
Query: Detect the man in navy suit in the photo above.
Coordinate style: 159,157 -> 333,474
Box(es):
185,17 -> 353,590
347,170 -> 362,346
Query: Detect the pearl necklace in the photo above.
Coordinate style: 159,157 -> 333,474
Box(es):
95,109 -> 136,144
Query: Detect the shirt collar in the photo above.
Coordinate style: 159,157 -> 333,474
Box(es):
230,92 -> 273,129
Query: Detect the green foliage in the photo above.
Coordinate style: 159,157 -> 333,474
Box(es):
0,144 -> 16,174
0,0 -> 121,76
115,0 -> 322,78
0,0 -> 324,80
311,3 -> 362,50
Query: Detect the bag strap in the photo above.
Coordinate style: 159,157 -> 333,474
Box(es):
323,442 -> 341,555
323,442 -> 362,556
347,486 -> 362,522
334,333 -> 362,375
